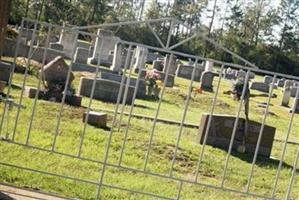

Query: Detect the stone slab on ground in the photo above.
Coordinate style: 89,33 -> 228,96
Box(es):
197,113 -> 276,157
83,111 -> 107,127
0,184 -> 69,200
79,77 -> 134,104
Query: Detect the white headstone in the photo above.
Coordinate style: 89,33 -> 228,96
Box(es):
58,28 -> 77,58
133,46 -> 148,72
281,80 -> 292,107
163,54 -> 178,75
88,29 -> 120,66
110,43 -> 124,72
205,61 -> 214,72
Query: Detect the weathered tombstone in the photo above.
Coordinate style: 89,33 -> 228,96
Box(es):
110,42 -> 124,72
264,76 -> 273,84
74,47 -> 89,64
153,60 -> 164,71
281,80 -> 292,107
50,43 -> 64,51
163,54 -> 178,75
88,29 -> 120,66
57,27 -> 77,58
133,46 -> 148,73
176,64 -> 204,82
78,77 -> 134,104
0,61 -> 11,82
197,113 -> 276,157
39,56 -> 74,90
250,82 -> 270,93
200,71 -> 215,91
36,56 -> 81,106
205,61 -> 214,72
146,52 -> 160,63
83,111 -> 107,128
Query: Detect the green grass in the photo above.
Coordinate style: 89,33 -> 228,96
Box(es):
0,63 -> 299,200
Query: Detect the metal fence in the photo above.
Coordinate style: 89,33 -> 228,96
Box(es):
0,18 -> 299,199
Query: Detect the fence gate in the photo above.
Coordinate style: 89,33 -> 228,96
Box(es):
0,18 -> 299,200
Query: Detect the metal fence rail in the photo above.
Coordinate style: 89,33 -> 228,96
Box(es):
0,18 -> 298,200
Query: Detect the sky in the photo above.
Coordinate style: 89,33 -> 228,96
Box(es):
143,0 -> 281,30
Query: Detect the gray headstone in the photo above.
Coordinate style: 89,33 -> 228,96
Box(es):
39,56 -> 74,88
0,61 -> 12,82
281,80 -> 292,107
153,60 -> 164,71
200,71 -> 215,91
79,77 -> 134,104
264,76 -> 273,84
74,47 -> 89,64
176,64 -> 204,82
250,82 -> 270,93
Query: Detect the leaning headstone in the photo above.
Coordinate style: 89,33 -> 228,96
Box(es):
250,82 -> 270,93
74,47 -> 89,64
0,61 -> 11,82
163,54 -> 178,75
197,113 -> 276,157
83,111 -> 107,128
200,71 -> 215,91
281,80 -> 292,107
291,86 -> 299,98
39,56 -> 74,89
132,46 -> 148,73
110,42 -> 124,72
88,29 -> 120,66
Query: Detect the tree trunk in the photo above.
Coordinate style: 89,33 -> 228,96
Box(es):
203,0 -> 218,57
0,0 -> 12,59
25,0 -> 30,17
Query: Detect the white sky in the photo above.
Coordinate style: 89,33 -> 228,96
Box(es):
144,0 -> 281,30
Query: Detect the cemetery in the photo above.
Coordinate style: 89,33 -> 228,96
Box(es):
0,17 -> 299,200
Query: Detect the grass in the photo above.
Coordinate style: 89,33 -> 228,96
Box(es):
0,59 -> 299,199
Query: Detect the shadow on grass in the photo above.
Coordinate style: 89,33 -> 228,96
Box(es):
231,151 -> 298,171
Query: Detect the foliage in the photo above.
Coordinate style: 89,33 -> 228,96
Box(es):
7,0 -> 299,75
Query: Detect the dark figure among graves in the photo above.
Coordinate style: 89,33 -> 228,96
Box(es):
225,77 -> 250,153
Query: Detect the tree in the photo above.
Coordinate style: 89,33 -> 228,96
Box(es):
0,0 -> 12,58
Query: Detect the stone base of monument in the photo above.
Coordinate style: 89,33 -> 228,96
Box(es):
26,87 -> 82,106
197,113 -> 276,157
79,77 -> 134,104
83,111 -> 107,128
139,69 -> 174,87
88,58 -> 112,67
